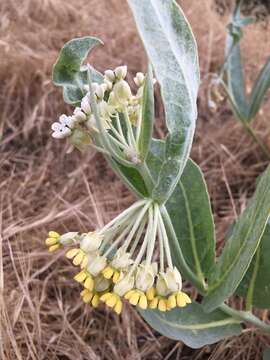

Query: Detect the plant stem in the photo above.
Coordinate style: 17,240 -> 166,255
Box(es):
137,162 -> 155,195
242,122 -> 270,159
220,304 -> 270,334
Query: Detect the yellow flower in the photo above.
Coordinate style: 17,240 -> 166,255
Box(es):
149,296 -> 168,312
167,291 -> 191,310
102,266 -> 120,283
80,289 -> 101,308
124,289 -> 148,310
66,248 -> 88,268
100,292 -> 123,314
74,269 -> 94,291
45,231 -> 60,252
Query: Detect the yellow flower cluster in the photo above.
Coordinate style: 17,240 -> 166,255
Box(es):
45,199 -> 192,316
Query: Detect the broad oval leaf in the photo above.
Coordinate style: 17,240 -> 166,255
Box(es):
53,37 -> 103,105
236,221 -> 270,309
166,159 -> 216,281
140,302 -> 242,349
128,0 -> 199,204
138,64 -> 154,161
203,165 -> 270,312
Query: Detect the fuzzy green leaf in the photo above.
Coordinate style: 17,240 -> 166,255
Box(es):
53,37 -> 103,105
128,0 -> 199,203
248,58 -> 270,121
236,221 -> 270,309
138,64 -> 154,161
203,165 -> 270,312
166,160 -> 216,280
140,303 -> 242,349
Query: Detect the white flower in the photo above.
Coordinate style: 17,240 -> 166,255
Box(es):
156,267 -> 182,296
110,247 -> 133,269
165,267 -> 182,292
114,65 -> 127,80
87,255 -> 107,276
92,83 -> 105,100
114,273 -> 134,296
104,69 -> 116,82
134,72 -> 145,87
51,121 -> 72,139
59,114 -> 77,129
135,262 -> 157,292
80,232 -> 103,252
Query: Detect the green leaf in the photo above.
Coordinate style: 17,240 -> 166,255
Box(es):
140,302 -> 242,349
114,161 -> 149,198
248,58 -> 270,121
223,3 -> 251,122
146,138 -> 166,179
128,0 -> 199,203
138,64 -> 154,161
236,220 -> 270,309
166,159 -> 216,280
203,165 -> 270,312
53,37 -> 103,105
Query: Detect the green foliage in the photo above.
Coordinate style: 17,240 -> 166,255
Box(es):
224,4 -> 270,123
140,303 -> 242,349
138,64 -> 154,161
203,166 -> 270,312
166,160 -> 216,280
53,37 -> 103,105
236,221 -> 270,309
128,0 -> 199,204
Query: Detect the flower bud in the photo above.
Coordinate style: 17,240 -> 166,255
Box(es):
113,274 -> 134,296
135,262 -> 157,292
104,79 -> 113,91
110,247 -> 133,269
114,65 -> 127,80
113,80 -> 132,104
134,72 -> 145,87
87,255 -> 107,276
104,69 -> 116,82
81,95 -> 91,114
73,107 -> 87,123
80,232 -> 103,252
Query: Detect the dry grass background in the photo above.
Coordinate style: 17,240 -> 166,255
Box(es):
1,0 -> 270,359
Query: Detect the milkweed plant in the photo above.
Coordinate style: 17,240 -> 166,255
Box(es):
46,0 -> 270,350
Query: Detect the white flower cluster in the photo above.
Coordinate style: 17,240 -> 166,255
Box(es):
51,65 -> 151,162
